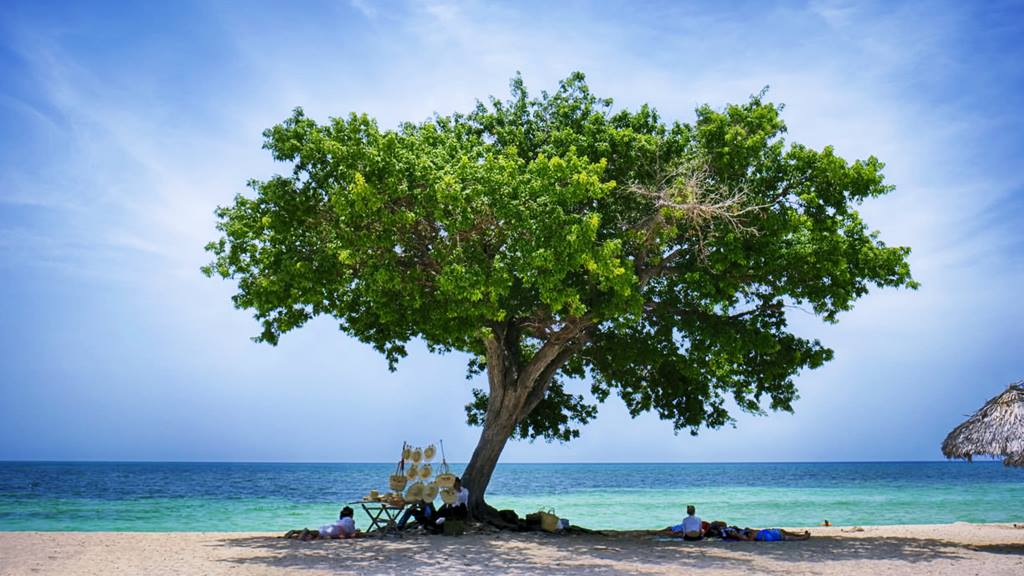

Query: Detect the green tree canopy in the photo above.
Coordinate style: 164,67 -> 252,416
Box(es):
205,73 -> 916,516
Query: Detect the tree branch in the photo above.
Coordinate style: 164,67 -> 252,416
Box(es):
516,315 -> 592,391
516,335 -> 591,421
482,324 -> 509,410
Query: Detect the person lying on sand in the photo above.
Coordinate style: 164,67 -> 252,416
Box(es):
284,506 -> 363,540
722,527 -> 810,541
661,505 -> 705,541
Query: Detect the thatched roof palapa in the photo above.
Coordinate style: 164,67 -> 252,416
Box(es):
942,381 -> 1024,467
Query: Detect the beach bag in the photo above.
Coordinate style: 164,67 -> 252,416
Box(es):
435,439 -> 456,488
538,509 -> 560,533
389,474 -> 407,491
390,443 -> 410,491
442,519 -> 465,536
390,447 -> 408,491
706,521 -> 726,539
498,509 -> 520,525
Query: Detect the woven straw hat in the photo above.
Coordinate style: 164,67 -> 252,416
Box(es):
411,447 -> 423,463
440,487 -> 458,505
423,444 -> 437,461
405,481 -> 424,502
423,482 -> 439,502
419,463 -> 432,479
406,463 -> 419,480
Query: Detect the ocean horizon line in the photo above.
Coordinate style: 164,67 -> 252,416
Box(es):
0,458 -> 987,465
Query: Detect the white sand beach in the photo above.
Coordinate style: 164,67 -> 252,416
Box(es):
2,524 -> 1022,576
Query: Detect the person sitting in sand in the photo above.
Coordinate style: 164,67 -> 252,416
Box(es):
436,473 -> 471,528
436,477 -> 470,524
721,526 -> 810,541
284,506 -> 363,540
397,499 -> 438,532
663,505 -> 704,541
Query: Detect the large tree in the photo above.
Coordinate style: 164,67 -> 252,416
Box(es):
204,73 -> 916,519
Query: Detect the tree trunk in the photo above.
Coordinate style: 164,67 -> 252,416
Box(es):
461,401 -> 519,520
461,322 -> 585,524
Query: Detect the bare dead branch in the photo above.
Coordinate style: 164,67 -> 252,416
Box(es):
624,162 -> 768,283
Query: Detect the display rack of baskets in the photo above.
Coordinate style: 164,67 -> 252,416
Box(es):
374,440 -> 453,507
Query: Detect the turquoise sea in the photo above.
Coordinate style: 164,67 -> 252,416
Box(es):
1,461 -> 1022,531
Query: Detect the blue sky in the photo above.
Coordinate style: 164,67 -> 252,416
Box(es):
1,0 -> 1022,463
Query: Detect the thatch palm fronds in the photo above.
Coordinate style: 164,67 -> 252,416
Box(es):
942,382 -> 1024,467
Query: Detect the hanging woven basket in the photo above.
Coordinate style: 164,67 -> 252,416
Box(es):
411,447 -> 423,463
406,463 -> 419,480
419,463 -> 432,479
389,474 -> 408,492
434,439 -> 455,487
390,447 -> 408,491
423,444 -> 437,461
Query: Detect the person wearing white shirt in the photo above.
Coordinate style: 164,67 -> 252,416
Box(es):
437,477 -> 470,523
665,505 -> 704,541
320,513 -> 356,539
285,506 -> 362,540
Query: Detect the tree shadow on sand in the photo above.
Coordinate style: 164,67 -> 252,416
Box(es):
211,531 -> 1012,576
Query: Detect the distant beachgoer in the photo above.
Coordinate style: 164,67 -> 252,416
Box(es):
663,505 -> 704,541
284,506 -> 362,540
722,527 -> 810,541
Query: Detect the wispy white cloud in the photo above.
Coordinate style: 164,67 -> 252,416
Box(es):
349,0 -> 378,20
1,0 -> 1021,462
809,0 -> 859,28
1,24 -> 273,279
